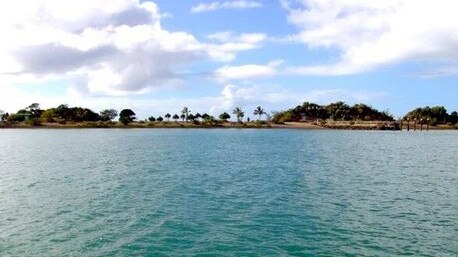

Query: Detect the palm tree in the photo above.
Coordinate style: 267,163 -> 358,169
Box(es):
181,107 -> 190,122
165,113 -> 171,121
233,107 -> 244,122
253,106 -> 266,121
173,114 -> 179,122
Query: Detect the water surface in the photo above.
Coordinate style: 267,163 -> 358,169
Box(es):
0,129 -> 457,256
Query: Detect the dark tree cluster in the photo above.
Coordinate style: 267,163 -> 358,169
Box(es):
5,103 -> 44,122
404,106 -> 457,125
272,101 -> 394,123
148,107 -> 228,125
2,103 -> 122,125
52,104 -> 101,122
119,109 -> 136,125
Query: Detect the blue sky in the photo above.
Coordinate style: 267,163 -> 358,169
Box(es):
0,0 -> 457,119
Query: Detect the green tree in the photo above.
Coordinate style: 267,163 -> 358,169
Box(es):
40,109 -> 56,122
301,102 -> 321,119
100,109 -> 118,121
448,111 -> 458,124
0,110 -> 5,121
119,109 -> 136,125
180,114 -> 185,121
2,112 -> 9,121
431,106 -> 447,124
351,104 -> 371,120
26,118 -> 41,126
165,113 -> 171,121
219,112 -> 230,121
157,116 -> 163,122
173,114 -> 179,121
253,106 -> 266,120
202,115 -> 217,126
55,104 -> 70,120
26,103 -> 42,118
201,113 -> 210,120
404,105 -> 448,125
73,108 -> 100,121
326,101 -> 350,120
148,116 -> 156,122
233,107 -> 244,122
9,109 -> 32,122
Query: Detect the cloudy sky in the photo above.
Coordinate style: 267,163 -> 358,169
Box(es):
1,0 -> 457,119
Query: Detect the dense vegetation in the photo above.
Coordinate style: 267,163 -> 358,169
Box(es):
403,106 -> 458,125
0,103 -> 121,126
271,101 -> 394,123
0,101 -> 457,128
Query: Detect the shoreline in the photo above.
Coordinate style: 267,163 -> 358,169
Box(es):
1,121 -> 457,130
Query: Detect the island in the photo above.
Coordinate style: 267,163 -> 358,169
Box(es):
1,102 -> 457,130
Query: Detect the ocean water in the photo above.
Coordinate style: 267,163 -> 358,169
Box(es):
0,129 -> 456,257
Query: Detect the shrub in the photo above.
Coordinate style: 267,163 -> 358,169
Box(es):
278,111 -> 292,123
26,118 -> 41,126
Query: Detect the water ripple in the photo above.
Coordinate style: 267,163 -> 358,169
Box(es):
0,129 -> 457,256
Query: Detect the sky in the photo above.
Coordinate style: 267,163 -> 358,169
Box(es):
0,0 -> 457,119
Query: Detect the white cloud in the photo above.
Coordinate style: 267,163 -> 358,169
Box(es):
0,0 -> 264,96
210,84 -> 295,116
191,1 -> 262,13
207,31 -> 266,45
206,32 -> 267,61
214,84 -> 388,117
214,60 -> 283,81
286,63 -> 361,76
300,89 -> 388,104
282,0 -> 458,75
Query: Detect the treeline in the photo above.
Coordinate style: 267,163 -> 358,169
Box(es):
0,103 -> 270,127
272,101 -> 458,125
0,103 -> 120,126
0,103 -> 237,126
1,101 -> 457,127
272,101 -> 394,123
144,106 -> 264,124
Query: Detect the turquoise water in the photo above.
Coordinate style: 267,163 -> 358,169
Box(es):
0,129 -> 457,256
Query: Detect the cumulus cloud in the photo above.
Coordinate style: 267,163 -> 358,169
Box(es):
214,84 -> 388,116
191,1 -> 262,13
0,0 -> 264,96
282,0 -> 458,75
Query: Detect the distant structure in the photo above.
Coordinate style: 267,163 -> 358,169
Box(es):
401,117 -> 430,132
